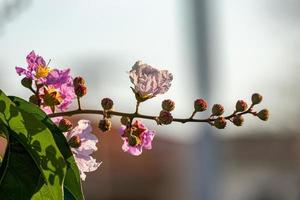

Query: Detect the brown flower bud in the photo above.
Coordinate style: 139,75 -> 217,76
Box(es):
158,110 -> 173,125
194,98 -> 208,112
251,93 -> 263,105
58,119 -> 73,132
235,100 -> 248,112
101,98 -> 114,110
162,99 -> 175,112
128,135 -> 141,147
214,117 -> 227,129
232,115 -> 244,126
75,85 -> 87,97
98,118 -> 112,132
212,104 -> 224,116
21,77 -> 32,89
73,77 -> 85,88
257,109 -> 269,121
29,95 -> 39,105
68,135 -> 81,148
120,116 -> 131,126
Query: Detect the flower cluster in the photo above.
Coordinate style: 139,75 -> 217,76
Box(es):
16,50 -> 270,180
16,51 -> 75,112
16,51 -> 100,180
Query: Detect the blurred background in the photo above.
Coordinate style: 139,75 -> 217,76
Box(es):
1,0 -> 300,199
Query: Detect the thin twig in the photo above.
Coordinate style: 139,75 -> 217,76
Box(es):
47,107 -> 256,125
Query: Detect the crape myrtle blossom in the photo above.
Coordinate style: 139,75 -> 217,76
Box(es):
16,50 -> 49,81
64,119 -> 101,181
120,120 -> 155,156
129,61 -> 173,101
16,51 -> 76,112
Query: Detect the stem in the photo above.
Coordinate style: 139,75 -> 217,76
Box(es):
34,81 -> 41,107
135,101 -> 140,114
29,87 -> 36,95
189,110 -> 197,119
47,107 -> 256,124
77,97 -> 82,110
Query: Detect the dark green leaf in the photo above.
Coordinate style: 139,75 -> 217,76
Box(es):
0,136 -> 48,200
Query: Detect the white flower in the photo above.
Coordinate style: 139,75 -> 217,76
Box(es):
65,119 -> 101,181
129,61 -> 173,99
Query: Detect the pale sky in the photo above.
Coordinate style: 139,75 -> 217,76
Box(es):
0,0 -> 299,141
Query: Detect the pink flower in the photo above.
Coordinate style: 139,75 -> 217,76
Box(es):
46,69 -> 76,111
16,50 -> 49,81
129,61 -> 173,99
17,51 -> 76,112
56,83 -> 76,111
120,120 -> 155,156
64,120 -> 101,181
46,68 -> 72,86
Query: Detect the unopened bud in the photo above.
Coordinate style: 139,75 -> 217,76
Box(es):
120,116 -> 131,126
128,135 -> 141,147
58,119 -> 73,132
212,104 -> 224,116
21,77 -> 32,89
158,110 -> 173,125
214,117 -> 227,129
194,98 -> 208,112
162,99 -> 175,112
257,109 -> 269,121
75,85 -> 87,97
98,118 -> 112,132
68,135 -> 81,148
101,98 -> 114,110
236,100 -> 248,112
232,115 -> 244,126
251,93 -> 263,105
73,77 -> 85,88
29,95 -> 39,105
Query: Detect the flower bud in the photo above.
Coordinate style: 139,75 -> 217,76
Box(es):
68,135 -> 81,148
128,135 -> 141,147
58,119 -> 73,132
73,76 -> 85,88
158,110 -> 173,125
162,99 -> 175,112
214,117 -> 227,129
194,98 -> 208,112
257,109 -> 269,121
75,85 -> 87,97
235,100 -> 248,112
212,104 -> 224,116
98,118 -> 112,132
21,77 -> 32,89
120,116 -> 131,126
101,98 -> 114,110
232,115 -> 244,126
29,95 -> 39,105
251,93 -> 263,105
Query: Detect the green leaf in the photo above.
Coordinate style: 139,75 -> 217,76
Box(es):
0,90 -> 67,199
9,96 -> 84,200
0,136 -> 51,200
